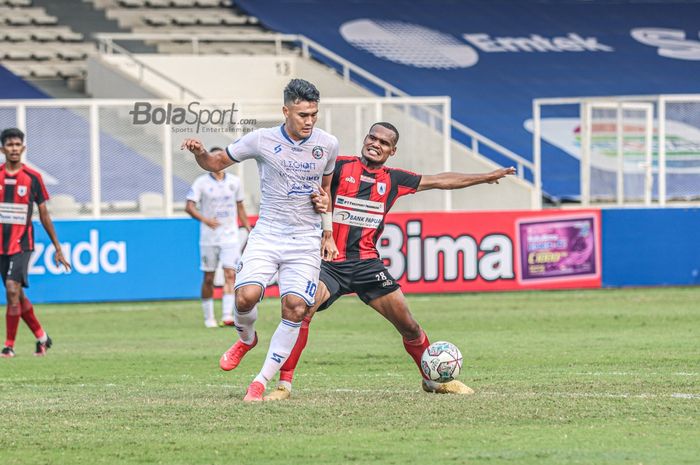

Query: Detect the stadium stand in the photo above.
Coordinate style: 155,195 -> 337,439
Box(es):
0,2 -> 94,81
235,0 -> 700,202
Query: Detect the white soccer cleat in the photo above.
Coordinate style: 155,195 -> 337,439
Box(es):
204,319 -> 218,328
421,378 -> 475,395
263,385 -> 292,401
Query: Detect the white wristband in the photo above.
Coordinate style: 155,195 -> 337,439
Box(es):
321,212 -> 333,231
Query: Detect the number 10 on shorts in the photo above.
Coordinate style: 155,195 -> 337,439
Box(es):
305,281 -> 317,297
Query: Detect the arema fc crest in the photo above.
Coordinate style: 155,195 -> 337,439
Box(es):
312,146 -> 324,159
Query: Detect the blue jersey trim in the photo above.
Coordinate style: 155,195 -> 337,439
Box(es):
280,124 -> 311,146
225,145 -> 240,162
280,290 -> 314,307
234,281 -> 266,303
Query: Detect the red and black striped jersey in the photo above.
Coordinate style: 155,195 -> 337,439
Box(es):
0,164 -> 49,255
331,156 -> 421,261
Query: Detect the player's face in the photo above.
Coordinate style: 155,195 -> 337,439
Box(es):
283,100 -> 318,141
0,137 -> 25,163
361,125 -> 397,167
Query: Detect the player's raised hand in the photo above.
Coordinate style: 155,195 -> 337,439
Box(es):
181,138 -> 206,156
487,166 -> 517,184
311,189 -> 330,213
54,247 -> 71,271
321,231 -> 339,261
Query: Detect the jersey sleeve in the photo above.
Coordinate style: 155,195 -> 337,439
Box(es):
186,177 -> 202,203
32,172 -> 49,204
323,137 -> 339,176
225,130 -> 260,163
391,168 -> 422,198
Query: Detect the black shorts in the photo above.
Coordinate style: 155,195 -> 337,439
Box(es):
318,258 -> 401,311
0,251 -> 32,288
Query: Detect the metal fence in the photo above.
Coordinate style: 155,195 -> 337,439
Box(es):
533,94 -> 700,206
0,96 -> 455,217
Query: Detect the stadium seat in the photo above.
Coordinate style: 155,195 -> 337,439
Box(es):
2,29 -> 32,42
145,0 -> 171,7
144,15 -> 170,26
197,15 -> 221,26
49,194 -> 81,217
172,14 -> 197,26
32,15 -> 58,25
5,15 -> 32,26
139,192 -> 164,215
118,0 -> 146,7
59,31 -> 84,42
31,30 -> 62,42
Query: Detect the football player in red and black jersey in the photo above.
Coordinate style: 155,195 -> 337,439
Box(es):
0,128 -> 70,358
263,122 -> 515,400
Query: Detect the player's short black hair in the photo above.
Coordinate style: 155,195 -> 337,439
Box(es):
283,79 -> 320,105
209,146 -> 223,152
1,127 -> 24,145
370,122 -> 400,145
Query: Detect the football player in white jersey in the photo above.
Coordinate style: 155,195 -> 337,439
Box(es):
181,79 -> 339,402
185,150 -> 252,328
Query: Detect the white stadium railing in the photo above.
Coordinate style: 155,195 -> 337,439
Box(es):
533,94 -> 700,206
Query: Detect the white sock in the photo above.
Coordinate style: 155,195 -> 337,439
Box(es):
234,303 -> 258,345
253,319 -> 301,386
38,332 -> 48,343
201,299 -> 215,322
222,293 -> 234,321
278,380 -> 292,392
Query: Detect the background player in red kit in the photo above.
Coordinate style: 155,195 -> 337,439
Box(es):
0,128 -> 70,358
264,122 -> 516,400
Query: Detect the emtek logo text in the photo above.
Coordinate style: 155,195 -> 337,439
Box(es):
463,33 -> 612,53
30,230 -> 127,275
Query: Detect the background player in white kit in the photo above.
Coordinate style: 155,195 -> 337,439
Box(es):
185,149 -> 252,328
181,79 -> 339,402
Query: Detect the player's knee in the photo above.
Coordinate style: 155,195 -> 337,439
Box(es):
235,286 -> 261,312
281,296 -> 307,322
203,275 -> 215,287
5,285 -> 21,305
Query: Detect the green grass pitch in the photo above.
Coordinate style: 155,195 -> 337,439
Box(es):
1,288 -> 698,465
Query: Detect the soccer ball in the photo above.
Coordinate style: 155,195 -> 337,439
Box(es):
421,341 -> 463,382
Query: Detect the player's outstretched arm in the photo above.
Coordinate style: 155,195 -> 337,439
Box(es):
181,139 -> 234,172
417,167 -> 516,192
37,202 -> 71,270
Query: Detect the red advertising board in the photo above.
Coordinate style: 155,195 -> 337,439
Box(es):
236,209 -> 601,299
374,209 -> 601,293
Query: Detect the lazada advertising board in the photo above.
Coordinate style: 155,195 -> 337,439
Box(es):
379,209 -> 601,293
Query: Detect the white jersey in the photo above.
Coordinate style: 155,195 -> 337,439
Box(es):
225,125 -> 338,235
186,172 -> 244,246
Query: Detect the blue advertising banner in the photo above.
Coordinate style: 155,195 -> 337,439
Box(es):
237,0 -> 700,199
3,219 -> 201,304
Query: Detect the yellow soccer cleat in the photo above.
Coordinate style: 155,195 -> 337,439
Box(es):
263,385 -> 292,401
422,379 -> 475,395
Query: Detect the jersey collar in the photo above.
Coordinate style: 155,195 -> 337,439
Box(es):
280,124 -> 311,146
208,172 -> 226,183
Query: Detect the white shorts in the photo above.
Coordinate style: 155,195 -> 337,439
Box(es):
200,243 -> 241,272
235,227 -> 321,306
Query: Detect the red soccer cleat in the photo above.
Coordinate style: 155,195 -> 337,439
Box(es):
243,381 -> 265,402
219,333 -> 257,371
